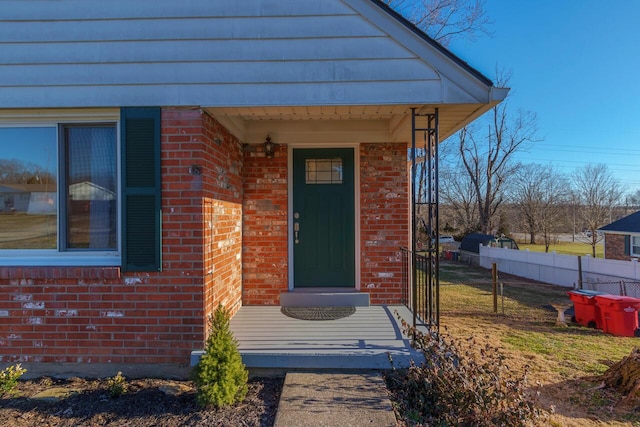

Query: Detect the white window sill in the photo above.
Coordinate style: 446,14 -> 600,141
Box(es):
0,251 -> 121,267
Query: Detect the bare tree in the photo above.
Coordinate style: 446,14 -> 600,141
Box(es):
384,0 -> 492,46
573,164 -> 623,257
440,166 -> 479,235
512,164 -> 542,244
626,189 -> 640,210
512,164 -> 569,251
456,73 -> 539,234
0,159 -> 56,185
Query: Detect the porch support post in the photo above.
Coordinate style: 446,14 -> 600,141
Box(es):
411,108 -> 440,330
410,108 -> 418,329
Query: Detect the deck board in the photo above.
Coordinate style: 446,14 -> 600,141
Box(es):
225,305 -> 424,370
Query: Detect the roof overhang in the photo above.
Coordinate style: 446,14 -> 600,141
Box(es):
207,92 -> 507,145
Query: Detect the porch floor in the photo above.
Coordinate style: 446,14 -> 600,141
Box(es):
228,305 -> 424,371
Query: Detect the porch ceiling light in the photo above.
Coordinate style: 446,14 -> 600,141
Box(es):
264,135 -> 275,158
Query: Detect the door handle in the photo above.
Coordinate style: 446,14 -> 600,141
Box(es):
294,222 -> 300,244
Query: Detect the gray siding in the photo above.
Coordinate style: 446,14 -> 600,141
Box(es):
0,0 -> 491,108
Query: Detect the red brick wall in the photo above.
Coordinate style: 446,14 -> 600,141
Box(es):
360,143 -> 409,304
604,234 -> 632,261
0,269 -> 201,365
240,142 -> 409,305
0,107 -> 243,366
0,120 -> 411,367
201,112 -> 243,321
242,143 -> 289,304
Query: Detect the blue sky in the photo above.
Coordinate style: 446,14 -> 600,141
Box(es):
447,0 -> 640,195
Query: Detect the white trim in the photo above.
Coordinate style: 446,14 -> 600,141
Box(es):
0,110 -> 122,267
0,251 -> 121,267
0,108 -> 120,123
287,143 -> 361,291
632,236 -> 640,258
602,230 -> 640,236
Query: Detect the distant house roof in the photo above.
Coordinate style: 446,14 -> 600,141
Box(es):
69,181 -> 115,201
599,211 -> 640,234
460,233 -> 495,253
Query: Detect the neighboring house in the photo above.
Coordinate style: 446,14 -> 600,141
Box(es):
69,182 -> 116,202
0,0 -> 507,369
460,233 -> 519,253
599,211 -> 640,260
0,184 -> 57,214
459,232 -> 518,265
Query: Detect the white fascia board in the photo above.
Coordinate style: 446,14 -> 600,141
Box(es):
342,0 -> 502,104
601,230 -> 640,236
490,87 -> 510,103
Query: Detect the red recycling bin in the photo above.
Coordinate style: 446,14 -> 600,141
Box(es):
593,295 -> 640,337
567,290 -> 606,329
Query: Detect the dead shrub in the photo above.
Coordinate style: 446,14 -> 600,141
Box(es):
386,316 -> 540,426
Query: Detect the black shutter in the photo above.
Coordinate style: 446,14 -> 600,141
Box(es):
121,108 -> 161,272
624,235 -> 631,256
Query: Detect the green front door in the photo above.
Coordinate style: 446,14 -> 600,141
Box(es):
293,148 -> 355,288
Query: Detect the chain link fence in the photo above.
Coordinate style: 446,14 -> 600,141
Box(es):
438,263 -> 640,321
582,280 -> 640,298
439,280 -> 570,320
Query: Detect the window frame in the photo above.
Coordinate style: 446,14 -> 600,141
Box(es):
0,110 -> 121,266
632,235 -> 640,258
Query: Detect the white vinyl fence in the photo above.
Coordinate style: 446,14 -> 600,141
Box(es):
479,245 -> 640,297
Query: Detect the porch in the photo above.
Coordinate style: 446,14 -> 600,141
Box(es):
192,305 -> 424,372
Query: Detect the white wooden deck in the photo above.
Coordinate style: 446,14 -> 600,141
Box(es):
227,305 -> 424,371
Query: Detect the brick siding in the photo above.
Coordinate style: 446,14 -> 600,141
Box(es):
242,143 -> 289,305
240,142 -> 409,305
201,111 -> 243,321
0,108 -> 243,365
0,113 -> 410,367
360,143 -> 409,304
604,233 -> 632,261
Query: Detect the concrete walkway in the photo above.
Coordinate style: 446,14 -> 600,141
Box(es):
274,372 -> 397,427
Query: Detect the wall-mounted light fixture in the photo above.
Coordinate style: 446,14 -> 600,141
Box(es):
264,135 -> 275,158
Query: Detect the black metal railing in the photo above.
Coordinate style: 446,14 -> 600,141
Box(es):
401,247 -> 439,329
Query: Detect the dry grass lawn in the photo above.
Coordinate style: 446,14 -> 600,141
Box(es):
519,241 -> 604,258
439,262 -> 640,426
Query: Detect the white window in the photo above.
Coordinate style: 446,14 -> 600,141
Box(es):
0,126 -> 58,249
0,121 -> 119,265
632,236 -> 640,257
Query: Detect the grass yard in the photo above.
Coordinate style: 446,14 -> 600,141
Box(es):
438,262 -> 640,426
0,213 -> 56,249
519,241 -> 604,258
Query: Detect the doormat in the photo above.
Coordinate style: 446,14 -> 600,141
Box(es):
281,306 -> 356,321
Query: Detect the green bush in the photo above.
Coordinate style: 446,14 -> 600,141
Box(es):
0,363 -> 27,396
386,316 -> 540,426
106,371 -> 128,398
192,304 -> 248,408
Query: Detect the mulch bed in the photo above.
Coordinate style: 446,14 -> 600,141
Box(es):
0,376 -> 284,427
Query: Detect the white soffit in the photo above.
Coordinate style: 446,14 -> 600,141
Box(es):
206,102 -> 504,144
